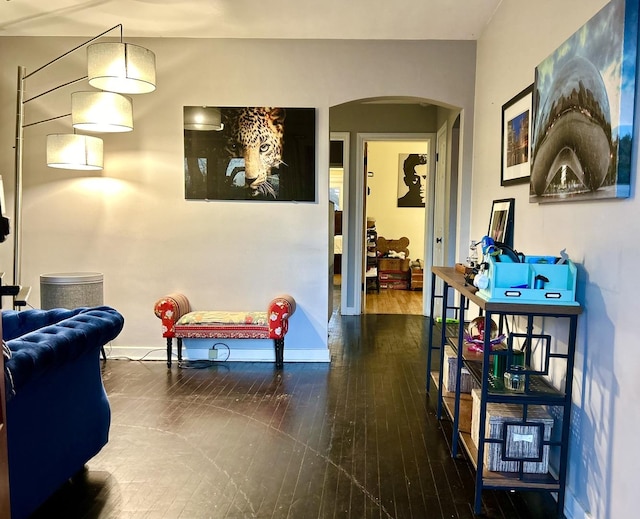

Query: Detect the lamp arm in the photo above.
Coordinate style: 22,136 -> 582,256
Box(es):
24,76 -> 87,104
25,24 -> 123,80
22,113 -> 71,129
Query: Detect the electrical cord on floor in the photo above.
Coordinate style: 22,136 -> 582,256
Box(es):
103,346 -> 169,362
178,343 -> 231,368
103,342 -> 233,366
178,359 -> 218,369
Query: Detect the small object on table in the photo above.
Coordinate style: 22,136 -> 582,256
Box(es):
464,316 -> 506,352
504,365 -> 527,392
534,274 -> 550,289
435,317 -> 459,324
454,263 -> 469,274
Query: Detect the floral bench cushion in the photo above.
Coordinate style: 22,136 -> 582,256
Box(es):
175,311 -> 272,339
177,311 -> 268,326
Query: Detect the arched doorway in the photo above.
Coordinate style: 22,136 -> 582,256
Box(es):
329,97 -> 462,316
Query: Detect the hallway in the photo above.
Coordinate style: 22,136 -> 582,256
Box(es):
333,275 -> 424,315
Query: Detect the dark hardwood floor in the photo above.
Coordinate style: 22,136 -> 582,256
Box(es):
29,305 -> 559,518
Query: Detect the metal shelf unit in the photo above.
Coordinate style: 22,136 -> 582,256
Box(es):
365,228 -> 379,292
426,266 -> 581,517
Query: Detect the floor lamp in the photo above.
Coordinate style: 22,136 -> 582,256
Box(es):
12,24 -> 156,293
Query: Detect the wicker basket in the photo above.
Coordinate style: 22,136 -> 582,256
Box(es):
442,345 -> 478,393
471,389 -> 554,473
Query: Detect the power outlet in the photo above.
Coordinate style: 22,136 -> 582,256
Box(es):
208,348 -> 218,360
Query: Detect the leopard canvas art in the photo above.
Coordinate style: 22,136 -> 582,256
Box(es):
183,106 -> 316,201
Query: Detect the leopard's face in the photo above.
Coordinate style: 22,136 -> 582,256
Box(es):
225,107 -> 286,197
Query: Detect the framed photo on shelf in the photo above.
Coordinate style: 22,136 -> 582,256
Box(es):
488,198 -> 515,249
501,84 -> 533,186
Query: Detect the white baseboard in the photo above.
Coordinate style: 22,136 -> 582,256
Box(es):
187,347 -> 331,363
563,490 -> 591,519
547,458 -> 590,519
104,344 -> 331,363
103,345 -> 170,362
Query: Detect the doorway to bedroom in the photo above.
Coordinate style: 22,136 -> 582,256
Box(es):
330,99 -> 460,318
361,136 -> 433,315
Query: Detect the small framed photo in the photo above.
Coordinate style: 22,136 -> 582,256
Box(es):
501,84 -> 533,186
488,198 -> 515,249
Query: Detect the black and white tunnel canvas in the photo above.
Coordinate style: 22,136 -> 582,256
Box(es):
530,0 -> 638,203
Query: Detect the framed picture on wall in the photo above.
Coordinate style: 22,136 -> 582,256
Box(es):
501,84 -> 533,186
183,106 -> 316,202
397,153 -> 428,207
530,0 -> 637,202
488,198 -> 515,249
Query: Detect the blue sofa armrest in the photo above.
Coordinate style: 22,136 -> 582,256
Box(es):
2,307 -> 85,341
4,306 -> 124,400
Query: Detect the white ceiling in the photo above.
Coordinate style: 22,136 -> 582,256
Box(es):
1,0 -> 501,40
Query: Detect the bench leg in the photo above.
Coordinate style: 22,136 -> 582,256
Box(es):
167,338 -> 183,368
166,338 -> 173,368
274,338 -> 284,369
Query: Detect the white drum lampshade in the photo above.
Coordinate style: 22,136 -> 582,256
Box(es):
72,91 -> 133,132
46,134 -> 104,170
87,42 -> 156,94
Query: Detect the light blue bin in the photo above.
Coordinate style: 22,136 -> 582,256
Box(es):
478,256 -> 578,305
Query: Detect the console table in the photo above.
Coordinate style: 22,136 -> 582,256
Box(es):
426,266 -> 581,517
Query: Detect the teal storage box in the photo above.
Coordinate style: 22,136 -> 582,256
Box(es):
478,255 -> 578,305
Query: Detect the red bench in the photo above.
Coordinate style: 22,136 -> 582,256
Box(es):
153,293 -> 296,368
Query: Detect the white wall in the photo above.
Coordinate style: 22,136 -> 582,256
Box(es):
0,37 -> 477,360
475,1 -> 638,517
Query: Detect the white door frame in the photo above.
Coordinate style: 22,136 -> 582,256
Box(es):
432,122 -> 448,316
354,132 -> 436,315
330,131 -> 350,315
